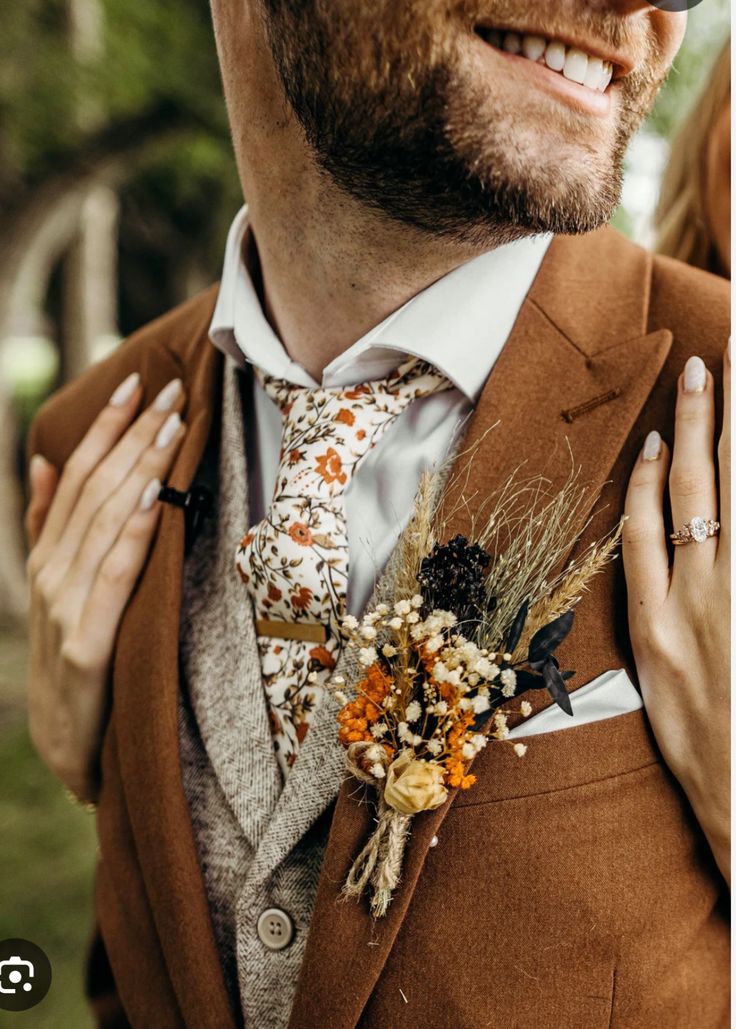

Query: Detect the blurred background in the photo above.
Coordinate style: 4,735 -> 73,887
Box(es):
0,1 -> 730,1024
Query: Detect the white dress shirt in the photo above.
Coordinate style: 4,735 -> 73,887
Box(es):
209,205 -> 551,616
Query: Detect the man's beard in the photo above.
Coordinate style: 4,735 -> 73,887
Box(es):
259,0 -> 667,246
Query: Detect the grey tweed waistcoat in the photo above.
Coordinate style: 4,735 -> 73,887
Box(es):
177,357 -> 397,1027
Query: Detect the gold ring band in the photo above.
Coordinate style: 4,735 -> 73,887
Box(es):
670,517 -> 720,546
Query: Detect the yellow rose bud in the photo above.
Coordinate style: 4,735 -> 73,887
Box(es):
383,752 -> 448,815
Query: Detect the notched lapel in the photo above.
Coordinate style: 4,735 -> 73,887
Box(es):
290,296 -> 673,1029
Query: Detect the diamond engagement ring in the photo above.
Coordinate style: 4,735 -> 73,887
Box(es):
669,516 -> 720,546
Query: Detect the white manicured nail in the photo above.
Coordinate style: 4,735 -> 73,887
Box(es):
140,477 -> 161,512
109,372 -> 140,407
683,356 -> 706,393
155,412 -> 181,449
154,378 -> 183,412
642,430 -> 662,462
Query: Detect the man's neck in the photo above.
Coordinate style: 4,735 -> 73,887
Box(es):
243,159 -> 497,381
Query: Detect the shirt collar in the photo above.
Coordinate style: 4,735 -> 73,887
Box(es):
209,205 -> 552,403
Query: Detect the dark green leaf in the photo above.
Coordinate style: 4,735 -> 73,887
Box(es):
542,658 -> 574,716
528,610 -> 575,665
505,598 -> 529,653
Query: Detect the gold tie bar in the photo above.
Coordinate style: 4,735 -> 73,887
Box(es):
255,618 -> 327,644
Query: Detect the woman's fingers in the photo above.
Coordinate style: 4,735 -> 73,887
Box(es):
58,413 -> 186,622
717,341 -> 730,565
67,478 -> 166,673
669,357 -> 719,575
46,378 -> 184,583
30,372 -> 143,564
25,454 -> 60,548
623,430 -> 671,616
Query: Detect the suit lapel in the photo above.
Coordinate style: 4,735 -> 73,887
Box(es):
289,230 -> 673,1029
113,334 -> 238,1028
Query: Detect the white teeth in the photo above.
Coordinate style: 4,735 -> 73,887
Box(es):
544,40 -> 566,72
521,34 -> 546,62
584,57 -> 603,90
503,31 -> 522,54
481,29 -> 616,95
563,48 -> 588,85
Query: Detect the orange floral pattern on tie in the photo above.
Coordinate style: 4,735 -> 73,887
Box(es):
235,357 -> 452,777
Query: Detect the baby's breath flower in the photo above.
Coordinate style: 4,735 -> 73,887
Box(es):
475,657 -> 499,680
406,611 -> 420,624
370,722 -> 388,739
382,644 -> 397,658
503,652 -> 513,662
397,721 -> 412,742
426,738 -> 443,756
412,734 -> 423,747
425,635 -> 443,654
363,611 -> 381,626
500,668 -> 517,689
361,625 -> 378,640
520,700 -> 532,717
394,599 -> 412,616
405,700 -> 422,722
375,603 -> 390,616
493,712 -> 509,740
358,646 -> 378,667
472,694 -> 491,714
513,743 -> 528,758
342,615 -> 359,631
371,763 -> 386,778
388,617 -> 403,630
471,734 -> 487,751
462,743 -> 476,760
411,594 -> 424,608
434,700 -> 448,716
501,682 -> 516,698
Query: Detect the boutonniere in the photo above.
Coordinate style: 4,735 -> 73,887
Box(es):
330,463 -> 623,918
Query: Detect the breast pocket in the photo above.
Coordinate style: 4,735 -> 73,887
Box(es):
407,708 -> 726,1029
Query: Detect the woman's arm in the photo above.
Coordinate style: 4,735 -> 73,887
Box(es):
25,373 -> 187,805
623,343 -> 730,886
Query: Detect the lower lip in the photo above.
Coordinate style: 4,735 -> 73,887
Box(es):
475,37 -> 613,117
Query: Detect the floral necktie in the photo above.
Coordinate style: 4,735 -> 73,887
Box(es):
235,356 -> 452,777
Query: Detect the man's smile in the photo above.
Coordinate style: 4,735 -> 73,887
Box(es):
473,23 -> 634,116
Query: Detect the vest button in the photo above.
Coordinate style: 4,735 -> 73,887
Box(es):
257,908 -> 295,951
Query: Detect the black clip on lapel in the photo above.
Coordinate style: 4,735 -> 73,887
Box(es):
157,484 -> 213,551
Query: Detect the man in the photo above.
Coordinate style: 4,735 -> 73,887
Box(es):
25,1 -> 729,1026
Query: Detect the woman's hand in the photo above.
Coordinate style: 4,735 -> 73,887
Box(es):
25,373 -> 187,806
623,344 -> 730,885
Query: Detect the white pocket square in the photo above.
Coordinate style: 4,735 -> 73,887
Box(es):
508,667 -> 643,740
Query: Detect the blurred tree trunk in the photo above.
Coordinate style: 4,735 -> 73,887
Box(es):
62,185 -> 120,381
0,378 -> 28,618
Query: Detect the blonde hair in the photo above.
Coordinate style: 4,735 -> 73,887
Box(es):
655,39 -> 730,274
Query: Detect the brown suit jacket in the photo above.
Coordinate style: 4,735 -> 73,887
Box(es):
28,227 -> 730,1028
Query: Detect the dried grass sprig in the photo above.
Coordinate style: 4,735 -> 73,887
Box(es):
509,516 -> 625,663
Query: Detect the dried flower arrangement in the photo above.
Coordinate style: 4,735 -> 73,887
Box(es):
330,456 -> 623,918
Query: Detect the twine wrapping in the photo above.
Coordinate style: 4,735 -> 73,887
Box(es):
342,742 -> 413,918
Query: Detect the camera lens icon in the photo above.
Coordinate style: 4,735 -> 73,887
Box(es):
0,940 -> 52,1012
1,956 -> 35,993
